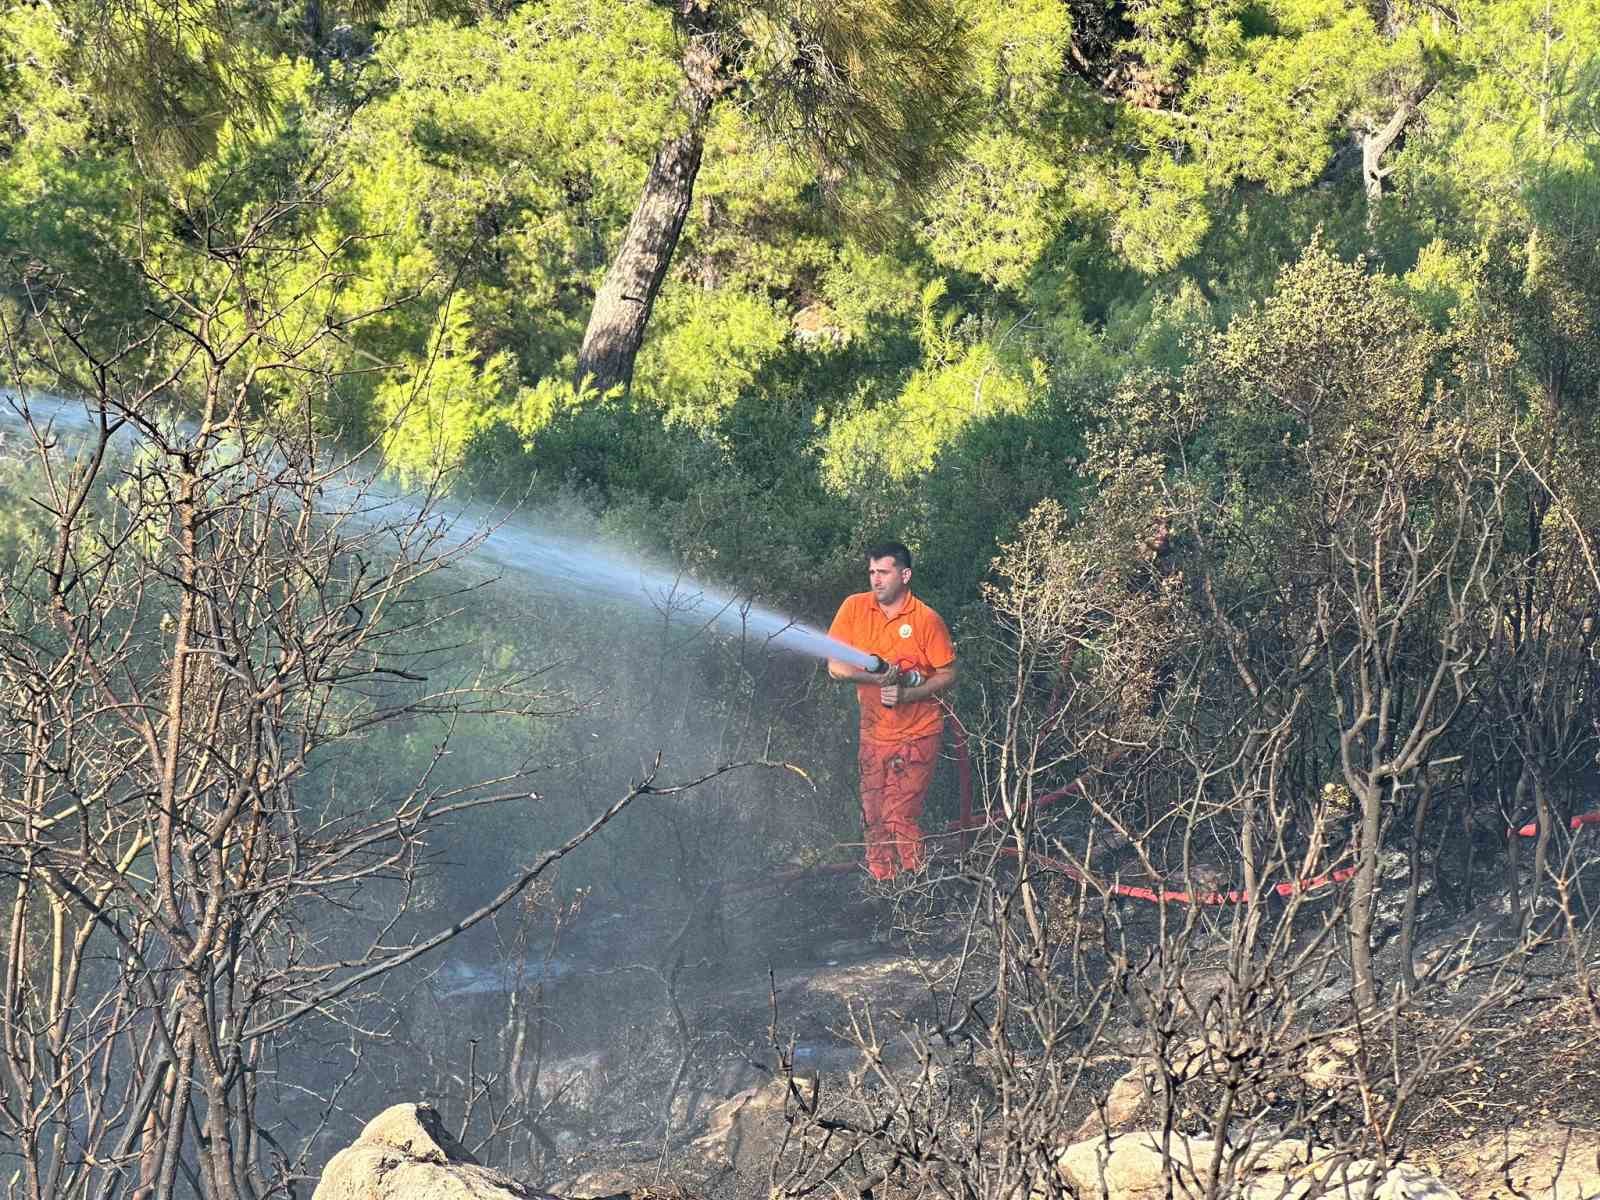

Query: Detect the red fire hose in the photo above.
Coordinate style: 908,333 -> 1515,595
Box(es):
945,717 -> 1597,907
722,710 -> 1600,905
1512,811 -> 1600,838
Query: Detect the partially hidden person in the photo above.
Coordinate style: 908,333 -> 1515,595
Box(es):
827,541 -> 957,880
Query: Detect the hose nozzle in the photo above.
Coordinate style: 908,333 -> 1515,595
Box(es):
876,658 -> 923,706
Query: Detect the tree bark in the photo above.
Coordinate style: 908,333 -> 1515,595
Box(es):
1362,82 -> 1434,212
1349,778 -> 1382,1011
574,87 -> 713,395
1397,769 -> 1434,995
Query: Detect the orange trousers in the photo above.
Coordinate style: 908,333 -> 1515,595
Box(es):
858,732 -> 942,880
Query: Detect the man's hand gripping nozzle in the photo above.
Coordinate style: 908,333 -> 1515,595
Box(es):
874,658 -> 923,707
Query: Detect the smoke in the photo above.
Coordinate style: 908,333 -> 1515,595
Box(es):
0,386 -> 871,1185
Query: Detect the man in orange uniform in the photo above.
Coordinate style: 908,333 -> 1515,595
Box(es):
827,542 -> 958,880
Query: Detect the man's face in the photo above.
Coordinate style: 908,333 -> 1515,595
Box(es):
868,556 -> 910,606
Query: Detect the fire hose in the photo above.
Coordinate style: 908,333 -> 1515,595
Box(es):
1511,812 -> 1600,838
943,718 -> 1599,907
723,710 -> 1599,905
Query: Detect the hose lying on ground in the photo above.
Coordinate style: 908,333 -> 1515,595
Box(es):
945,719 -> 1599,907
723,719 -> 1600,906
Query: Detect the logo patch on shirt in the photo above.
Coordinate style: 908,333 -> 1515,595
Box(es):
899,623 -> 913,639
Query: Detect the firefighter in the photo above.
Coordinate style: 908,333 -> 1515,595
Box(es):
827,542 -> 957,880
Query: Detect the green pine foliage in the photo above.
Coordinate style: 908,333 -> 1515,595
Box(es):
2,0 -> 1598,648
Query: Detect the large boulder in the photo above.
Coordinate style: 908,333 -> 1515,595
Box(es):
1056,1132 -> 1207,1200
689,1079 -> 793,1176
1241,1160 -> 1461,1200
314,1103 -> 554,1200
1072,1065 -> 1152,1140
1439,1126 -> 1600,1200
1055,1133 -> 1459,1200
1055,1133 -> 1308,1200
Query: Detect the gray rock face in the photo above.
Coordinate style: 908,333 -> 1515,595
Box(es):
313,1103 -> 553,1200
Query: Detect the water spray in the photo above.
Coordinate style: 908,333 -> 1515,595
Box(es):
0,390 -> 879,672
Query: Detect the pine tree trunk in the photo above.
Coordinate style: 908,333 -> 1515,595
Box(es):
575,89 -> 712,395
1361,82 -> 1432,222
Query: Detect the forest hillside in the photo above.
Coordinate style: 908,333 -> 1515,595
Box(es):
2,0 -> 1600,1196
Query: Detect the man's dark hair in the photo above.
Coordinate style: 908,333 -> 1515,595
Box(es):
866,541 -> 913,570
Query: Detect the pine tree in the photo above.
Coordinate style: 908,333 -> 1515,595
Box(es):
573,0 -> 974,396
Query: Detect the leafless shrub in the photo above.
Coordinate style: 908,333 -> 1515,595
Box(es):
763,252 -> 1600,1200
0,182 -> 792,1200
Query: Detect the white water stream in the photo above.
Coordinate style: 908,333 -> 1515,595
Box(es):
0,390 -> 876,670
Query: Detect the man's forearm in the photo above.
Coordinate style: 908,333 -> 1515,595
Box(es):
829,658 -> 893,685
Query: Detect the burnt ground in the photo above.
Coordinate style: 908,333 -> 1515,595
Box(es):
444,845 -> 1600,1200
1401,993 -> 1600,1144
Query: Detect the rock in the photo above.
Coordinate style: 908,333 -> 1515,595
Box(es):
1074,1068 -> 1150,1140
1440,1126 -> 1600,1200
1056,1133 -> 1457,1200
1377,1164 -> 1462,1200
1301,1035 -> 1360,1091
1243,1160 -> 1460,1200
361,1102 -> 471,1162
690,1079 -> 793,1176
1074,1028 -> 1333,1142
1055,1133 -> 1214,1200
313,1103 -> 549,1199
538,1051 -> 611,1114
566,1167 -> 641,1198
1173,974 -> 1234,1025
1248,1140 -> 1319,1174
1307,983 -> 1349,1012
1170,1035 -> 1226,1081
669,1055 -> 767,1131
792,304 -> 845,346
